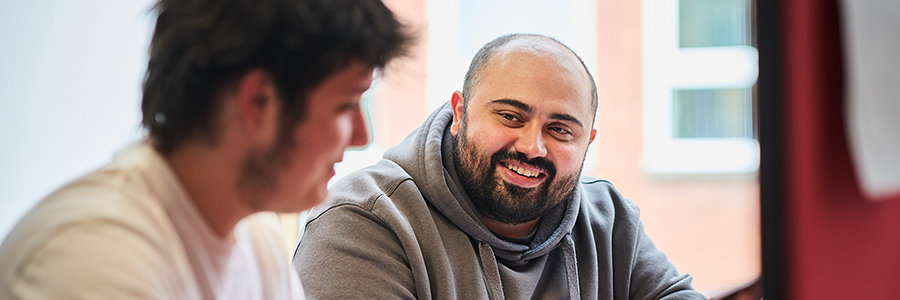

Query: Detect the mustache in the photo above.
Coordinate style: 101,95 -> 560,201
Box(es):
489,150 -> 556,178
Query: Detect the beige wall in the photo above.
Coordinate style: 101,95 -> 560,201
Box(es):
374,0 -> 430,147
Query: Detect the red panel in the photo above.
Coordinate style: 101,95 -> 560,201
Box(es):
781,0 -> 900,299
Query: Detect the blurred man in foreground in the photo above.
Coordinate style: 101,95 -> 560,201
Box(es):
0,0 -> 409,298
293,34 -> 704,299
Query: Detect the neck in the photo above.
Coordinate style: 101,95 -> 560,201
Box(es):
481,216 -> 539,238
164,142 -> 251,238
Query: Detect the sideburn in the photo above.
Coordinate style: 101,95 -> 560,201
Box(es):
237,102 -> 301,210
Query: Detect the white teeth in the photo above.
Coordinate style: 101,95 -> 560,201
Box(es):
505,163 -> 540,177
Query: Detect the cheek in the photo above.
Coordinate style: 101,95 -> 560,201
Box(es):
334,115 -> 356,145
304,116 -> 350,150
548,146 -> 584,173
469,123 -> 514,153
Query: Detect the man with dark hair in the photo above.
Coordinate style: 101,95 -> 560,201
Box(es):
0,0 -> 409,299
293,34 -> 704,299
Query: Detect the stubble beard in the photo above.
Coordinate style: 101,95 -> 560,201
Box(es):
238,115 -> 297,211
452,119 -> 581,226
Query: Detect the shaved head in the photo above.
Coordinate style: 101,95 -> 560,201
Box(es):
461,34 -> 598,118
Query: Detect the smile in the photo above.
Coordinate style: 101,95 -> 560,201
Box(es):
497,161 -> 546,188
503,162 -> 542,178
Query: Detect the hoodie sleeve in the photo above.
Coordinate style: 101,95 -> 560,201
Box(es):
626,221 -> 706,300
292,203 -> 417,300
590,180 -> 706,300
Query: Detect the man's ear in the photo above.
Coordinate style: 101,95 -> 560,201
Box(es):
450,91 -> 465,137
234,69 -> 279,138
589,128 -> 597,144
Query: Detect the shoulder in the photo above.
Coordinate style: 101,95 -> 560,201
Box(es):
2,167 -> 174,252
323,159 -> 417,212
294,162 -> 422,300
301,159 -> 430,250
576,177 -> 643,229
578,177 -> 640,213
0,172 -> 185,298
0,217 -> 184,299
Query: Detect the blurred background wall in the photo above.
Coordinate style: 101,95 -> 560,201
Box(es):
0,0 -> 153,247
0,0 -> 760,295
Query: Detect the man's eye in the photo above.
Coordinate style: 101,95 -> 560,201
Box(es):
500,113 -> 516,121
550,127 -> 571,135
340,102 -> 359,112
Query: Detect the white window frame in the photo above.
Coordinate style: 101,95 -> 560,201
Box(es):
641,0 -> 759,175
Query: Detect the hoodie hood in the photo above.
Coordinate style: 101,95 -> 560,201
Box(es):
296,101 -> 702,299
384,102 -> 582,265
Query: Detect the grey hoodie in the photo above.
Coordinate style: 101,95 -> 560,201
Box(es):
293,103 -> 704,300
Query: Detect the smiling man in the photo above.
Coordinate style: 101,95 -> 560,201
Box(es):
0,0 -> 409,299
293,34 -> 703,299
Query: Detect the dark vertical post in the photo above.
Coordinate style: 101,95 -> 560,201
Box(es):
757,0 -> 784,299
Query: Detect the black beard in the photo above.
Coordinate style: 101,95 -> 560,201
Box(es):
452,121 -> 579,225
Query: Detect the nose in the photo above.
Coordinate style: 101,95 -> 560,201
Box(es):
349,107 -> 369,147
514,124 -> 547,159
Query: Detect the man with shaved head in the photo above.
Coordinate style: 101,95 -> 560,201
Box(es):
293,34 -> 704,299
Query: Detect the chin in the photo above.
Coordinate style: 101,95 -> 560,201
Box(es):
308,193 -> 328,209
268,190 -> 322,213
302,187 -> 329,210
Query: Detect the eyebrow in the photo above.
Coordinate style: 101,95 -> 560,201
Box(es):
345,84 -> 372,95
489,99 -> 584,127
548,113 -> 584,127
490,99 -> 532,113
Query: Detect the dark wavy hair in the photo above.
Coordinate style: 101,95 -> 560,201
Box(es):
142,0 -> 411,153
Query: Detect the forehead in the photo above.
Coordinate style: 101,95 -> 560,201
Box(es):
316,60 -> 375,95
470,45 -> 595,123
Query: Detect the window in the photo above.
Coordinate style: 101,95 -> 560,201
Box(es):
642,0 -> 758,174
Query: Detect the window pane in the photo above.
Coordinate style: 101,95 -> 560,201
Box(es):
672,88 -> 753,138
460,0 -> 568,58
679,0 -> 752,47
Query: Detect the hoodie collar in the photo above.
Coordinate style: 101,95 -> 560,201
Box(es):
385,102 -> 582,265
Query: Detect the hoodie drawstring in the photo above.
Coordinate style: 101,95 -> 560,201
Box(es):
479,241 -> 506,300
479,235 -> 580,300
562,233 -> 580,299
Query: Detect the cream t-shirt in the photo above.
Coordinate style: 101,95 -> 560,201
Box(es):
0,141 -> 305,300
